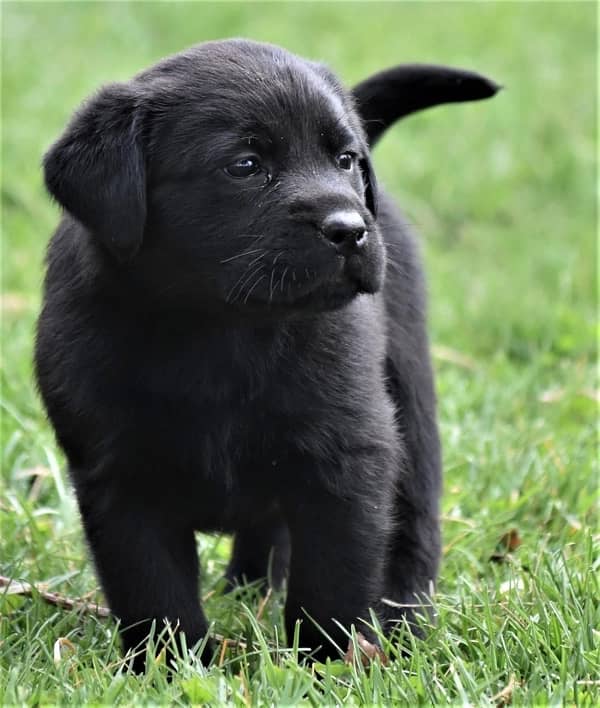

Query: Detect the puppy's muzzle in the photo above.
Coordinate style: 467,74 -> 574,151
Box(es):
321,210 -> 368,255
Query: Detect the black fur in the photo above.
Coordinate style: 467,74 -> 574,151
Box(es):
35,39 -> 498,669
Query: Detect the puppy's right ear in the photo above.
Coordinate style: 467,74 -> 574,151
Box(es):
43,83 -> 146,263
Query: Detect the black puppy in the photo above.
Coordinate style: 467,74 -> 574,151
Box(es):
36,39 -> 498,668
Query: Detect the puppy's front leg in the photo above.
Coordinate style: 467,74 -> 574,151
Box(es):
280,481 -> 390,660
78,491 -> 209,672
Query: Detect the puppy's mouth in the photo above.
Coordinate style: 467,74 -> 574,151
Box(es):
224,237 -> 385,313
340,253 -> 380,294
322,254 -> 375,300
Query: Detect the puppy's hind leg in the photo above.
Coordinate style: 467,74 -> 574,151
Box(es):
224,505 -> 290,591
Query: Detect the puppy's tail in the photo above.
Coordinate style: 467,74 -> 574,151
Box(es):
352,64 -> 501,148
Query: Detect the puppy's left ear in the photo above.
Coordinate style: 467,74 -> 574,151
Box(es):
43,83 -> 146,263
359,156 -> 378,218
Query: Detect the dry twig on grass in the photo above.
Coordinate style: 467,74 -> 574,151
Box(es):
0,575 -> 260,654
0,574 -> 110,617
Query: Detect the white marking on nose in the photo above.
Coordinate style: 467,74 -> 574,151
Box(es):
327,210 -> 365,231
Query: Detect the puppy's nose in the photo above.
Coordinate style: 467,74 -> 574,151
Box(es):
321,211 -> 368,251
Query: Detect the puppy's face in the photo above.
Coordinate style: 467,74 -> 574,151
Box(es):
143,42 -> 384,313
45,40 -> 383,315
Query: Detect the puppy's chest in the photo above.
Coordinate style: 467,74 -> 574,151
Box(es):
135,349 -> 351,456
129,321 -> 389,481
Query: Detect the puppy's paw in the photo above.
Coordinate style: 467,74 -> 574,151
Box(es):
343,632 -> 389,667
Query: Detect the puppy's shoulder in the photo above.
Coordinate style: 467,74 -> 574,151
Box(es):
377,190 -> 428,319
43,214 -> 104,297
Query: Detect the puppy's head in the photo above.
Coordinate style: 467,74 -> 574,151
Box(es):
44,39 -> 499,314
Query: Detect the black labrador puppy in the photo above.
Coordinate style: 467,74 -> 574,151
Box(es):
36,39 -> 498,668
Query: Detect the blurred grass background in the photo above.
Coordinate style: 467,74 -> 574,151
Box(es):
1,2 -> 597,704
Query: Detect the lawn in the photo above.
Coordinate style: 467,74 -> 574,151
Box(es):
1,2 -> 597,705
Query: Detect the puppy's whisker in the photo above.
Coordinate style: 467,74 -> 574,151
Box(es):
239,266 -> 266,304
228,262 -> 266,304
269,266 -> 277,304
225,260 -> 261,303
224,251 -> 267,302
244,252 -> 267,271
274,270 -> 286,295
362,117 -> 386,126
220,247 -> 265,264
280,266 -> 290,294
243,273 -> 267,304
267,251 -> 287,303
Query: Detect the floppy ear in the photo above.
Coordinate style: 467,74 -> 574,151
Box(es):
353,64 -> 501,148
43,83 -> 146,263
359,156 -> 378,217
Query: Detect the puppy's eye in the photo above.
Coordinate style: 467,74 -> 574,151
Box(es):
336,152 -> 355,171
225,157 -> 262,178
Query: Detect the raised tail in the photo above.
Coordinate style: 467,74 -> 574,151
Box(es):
353,64 -> 501,147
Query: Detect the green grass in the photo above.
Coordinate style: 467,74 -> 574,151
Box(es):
1,1 -> 597,704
